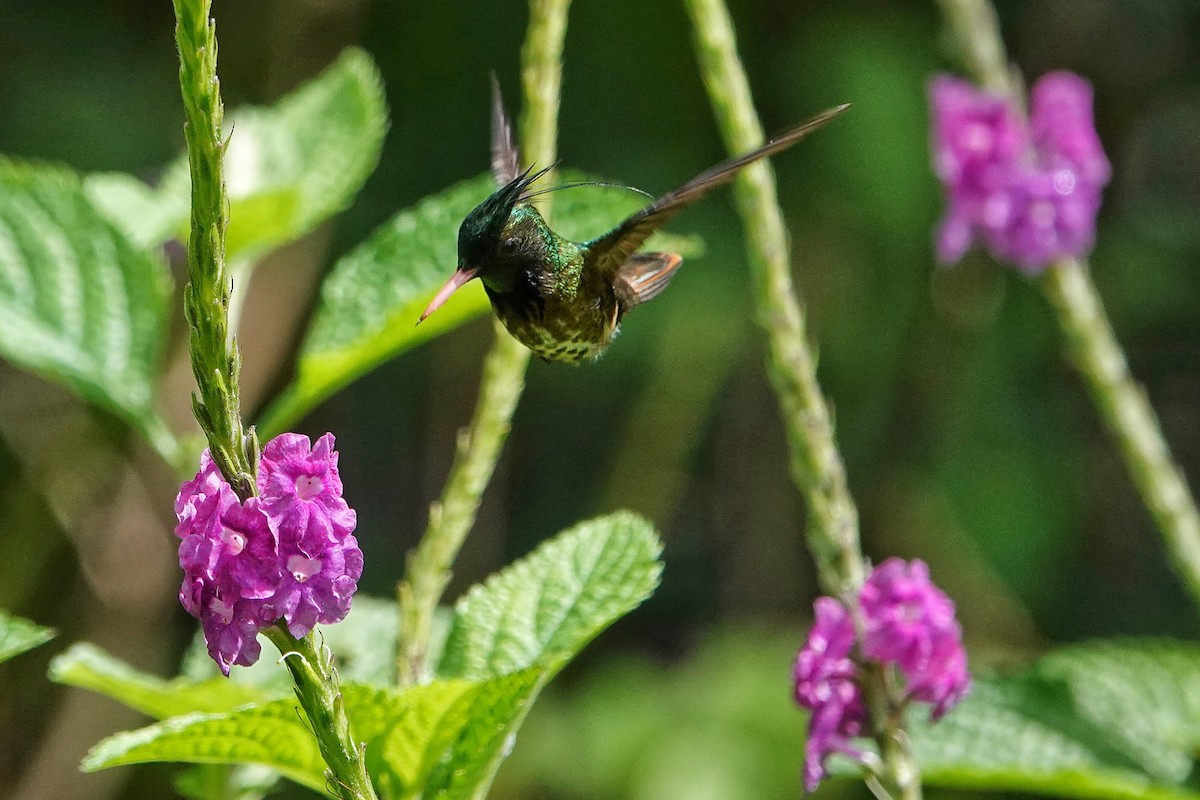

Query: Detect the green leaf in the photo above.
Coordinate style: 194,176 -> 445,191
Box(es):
0,611 -> 54,664
419,669 -> 544,800
907,638 -> 1200,800
179,594 -> 400,689
175,764 -> 280,800
83,171 -> 188,249
83,672 -> 543,800
439,511 -> 664,681
0,158 -> 172,442
50,643 -> 270,719
88,48 -> 387,258
217,46 -> 387,256
82,699 -> 329,794
257,175 -> 702,437
364,670 -> 543,800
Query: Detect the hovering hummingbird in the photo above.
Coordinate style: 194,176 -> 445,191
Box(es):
419,79 -> 848,364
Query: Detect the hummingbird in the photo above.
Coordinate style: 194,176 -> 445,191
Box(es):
419,78 -> 848,364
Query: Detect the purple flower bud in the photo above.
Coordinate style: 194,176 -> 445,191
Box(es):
1030,71 -> 1111,186
981,167 -> 1104,272
928,71 -> 1109,271
177,457 -> 282,675
929,75 -> 1027,191
258,433 -> 357,556
176,436 -> 363,675
860,558 -> 970,719
267,532 -> 364,639
174,450 -> 235,542
793,598 -> 867,791
908,626 -> 971,720
792,560 -> 969,790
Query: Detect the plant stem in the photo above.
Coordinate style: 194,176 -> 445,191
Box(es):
397,0 -> 573,686
933,0 -> 1011,94
264,625 -> 379,800
172,0 -> 257,498
683,1 -> 920,796
1043,260 -> 1200,604
936,0 -> 1200,609
682,0 -> 864,598
174,5 -> 377,796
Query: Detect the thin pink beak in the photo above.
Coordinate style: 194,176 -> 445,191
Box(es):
418,267 -> 479,324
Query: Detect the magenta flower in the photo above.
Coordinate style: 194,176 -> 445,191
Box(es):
793,598 -> 867,791
267,533 -> 364,638
1030,71 -> 1111,186
929,70 -> 1109,271
177,487 -> 281,675
860,558 -> 970,718
908,626 -> 971,720
860,559 -> 956,668
258,433 -> 357,556
175,436 -> 362,675
174,450 -> 235,542
792,559 -> 969,790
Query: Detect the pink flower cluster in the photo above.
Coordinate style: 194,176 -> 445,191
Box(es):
792,559 -> 969,791
930,71 -> 1110,272
175,433 -> 362,675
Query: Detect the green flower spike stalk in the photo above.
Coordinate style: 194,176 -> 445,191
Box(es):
936,0 -> 1200,610
397,0 -> 574,686
173,3 -> 378,797
172,0 -> 257,500
682,0 -> 923,797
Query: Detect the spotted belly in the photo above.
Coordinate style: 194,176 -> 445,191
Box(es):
492,296 -> 621,364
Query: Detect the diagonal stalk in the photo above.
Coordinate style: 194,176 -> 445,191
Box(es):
172,0 -> 257,499
936,0 -> 1200,611
173,4 -> 378,797
682,0 -> 921,796
397,0 -> 574,686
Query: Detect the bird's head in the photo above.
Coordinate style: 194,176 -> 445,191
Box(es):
419,166 -> 549,323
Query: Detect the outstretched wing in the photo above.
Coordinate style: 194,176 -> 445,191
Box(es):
586,104 -> 849,276
612,252 -> 684,309
490,73 -> 520,186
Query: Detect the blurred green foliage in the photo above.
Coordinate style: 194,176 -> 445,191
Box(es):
0,1 -> 1198,799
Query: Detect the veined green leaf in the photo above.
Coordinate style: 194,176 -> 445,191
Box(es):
439,511 -> 664,681
178,594 -> 401,689
257,174 -> 702,437
87,47 -> 387,259
84,171 -> 188,249
860,639 -> 1200,799
0,158 -> 172,444
217,47 -> 387,256
83,672 -> 543,800
502,630 -> 1200,800
82,699 -> 329,794
50,643 -> 270,719
365,670 -> 543,800
0,611 -> 54,664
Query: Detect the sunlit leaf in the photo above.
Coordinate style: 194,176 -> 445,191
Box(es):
0,158 -> 173,445
84,171 -> 187,249
83,673 -> 543,800
217,47 -> 387,256
257,175 -> 701,436
439,511 -> 664,681
87,48 -> 387,259
178,594 -> 400,689
910,639 -> 1200,799
0,611 -> 54,664
50,643 -> 269,719
82,699 -> 328,794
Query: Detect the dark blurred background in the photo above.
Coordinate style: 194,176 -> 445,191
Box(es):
0,0 -> 1198,798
